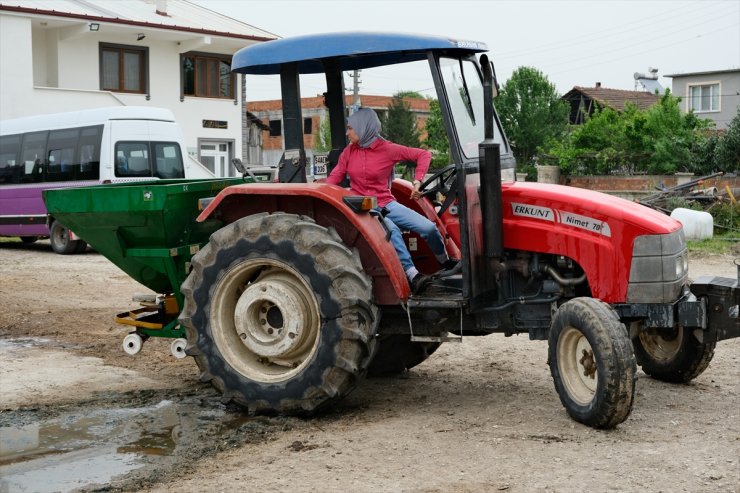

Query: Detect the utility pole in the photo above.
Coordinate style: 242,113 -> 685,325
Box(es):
349,69 -> 362,114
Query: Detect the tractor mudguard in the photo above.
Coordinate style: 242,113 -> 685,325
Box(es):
196,182 -> 411,303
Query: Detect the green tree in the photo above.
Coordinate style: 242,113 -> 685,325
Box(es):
715,108 -> 740,173
394,90 -> 424,99
548,106 -> 632,175
313,117 -> 332,153
424,99 -> 450,169
548,91 -> 715,176
379,93 -> 421,179
642,92 -> 704,174
495,66 -> 569,167
380,94 -> 421,147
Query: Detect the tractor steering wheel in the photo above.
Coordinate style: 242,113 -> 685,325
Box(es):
418,164 -> 459,217
419,164 -> 457,199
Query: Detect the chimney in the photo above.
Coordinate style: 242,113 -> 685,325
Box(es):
595,82 -> 602,88
155,0 -> 168,16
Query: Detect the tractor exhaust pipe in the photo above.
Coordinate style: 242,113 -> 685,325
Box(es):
480,142 -> 503,258
479,55 -> 503,258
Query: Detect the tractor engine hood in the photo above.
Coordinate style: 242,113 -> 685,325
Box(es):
498,181 -> 683,303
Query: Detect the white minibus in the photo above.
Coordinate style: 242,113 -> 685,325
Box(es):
0,106 -> 213,253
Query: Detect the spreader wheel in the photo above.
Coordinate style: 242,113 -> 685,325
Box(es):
123,333 -> 144,356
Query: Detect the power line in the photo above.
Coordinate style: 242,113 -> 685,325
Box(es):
531,13 -> 739,72
494,1 -> 736,60
546,22 -> 739,76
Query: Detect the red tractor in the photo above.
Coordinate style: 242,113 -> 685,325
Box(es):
175,32 -> 739,428
48,32 -> 737,430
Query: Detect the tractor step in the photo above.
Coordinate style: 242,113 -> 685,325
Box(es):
406,295 -> 465,343
407,297 -> 464,309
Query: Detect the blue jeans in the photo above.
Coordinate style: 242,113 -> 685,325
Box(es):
380,201 -> 446,273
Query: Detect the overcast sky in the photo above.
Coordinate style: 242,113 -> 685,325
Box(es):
195,0 -> 740,101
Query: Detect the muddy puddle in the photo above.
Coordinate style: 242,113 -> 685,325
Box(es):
0,339 -> 296,492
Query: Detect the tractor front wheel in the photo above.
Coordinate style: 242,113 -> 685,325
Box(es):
180,213 -> 378,414
548,297 -> 636,429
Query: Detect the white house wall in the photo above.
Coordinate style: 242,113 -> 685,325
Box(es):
671,71 -> 740,130
1,15 -> 246,170
31,23 -> 48,86
56,34 -> 99,90
0,16 -> 34,119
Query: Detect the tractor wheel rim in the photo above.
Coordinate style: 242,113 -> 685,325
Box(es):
558,326 -> 598,406
211,259 -> 320,383
638,327 -> 682,362
234,271 -> 316,359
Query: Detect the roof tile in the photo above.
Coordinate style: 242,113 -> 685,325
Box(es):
566,86 -> 660,111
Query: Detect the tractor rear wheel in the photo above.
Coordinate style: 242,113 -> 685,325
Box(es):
180,213 -> 378,414
548,297 -> 636,429
367,334 -> 440,376
632,325 -> 716,383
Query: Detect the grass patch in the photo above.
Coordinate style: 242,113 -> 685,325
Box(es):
688,231 -> 739,255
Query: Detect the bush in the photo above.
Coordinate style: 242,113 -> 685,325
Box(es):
546,92 -> 715,176
714,108 -> 740,173
709,202 -> 740,231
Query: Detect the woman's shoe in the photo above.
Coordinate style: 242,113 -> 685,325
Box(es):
410,273 -> 432,294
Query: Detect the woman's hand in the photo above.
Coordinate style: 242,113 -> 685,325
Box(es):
410,180 -> 422,200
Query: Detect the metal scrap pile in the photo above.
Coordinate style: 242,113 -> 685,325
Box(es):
638,172 -> 738,217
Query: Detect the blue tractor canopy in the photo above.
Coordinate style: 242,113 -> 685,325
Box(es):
232,31 -> 489,75
232,31 -> 512,185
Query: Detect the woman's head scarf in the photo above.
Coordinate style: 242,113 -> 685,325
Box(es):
348,108 -> 382,148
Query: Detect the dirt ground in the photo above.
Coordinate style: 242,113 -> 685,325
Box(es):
0,240 -> 738,492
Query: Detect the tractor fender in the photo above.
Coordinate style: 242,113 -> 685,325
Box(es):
196,182 -> 410,303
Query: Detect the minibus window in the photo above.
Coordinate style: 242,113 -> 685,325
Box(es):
0,134 -> 21,184
78,125 -> 102,180
115,142 -> 151,177
20,131 -> 48,183
46,128 -> 79,182
153,142 -> 184,179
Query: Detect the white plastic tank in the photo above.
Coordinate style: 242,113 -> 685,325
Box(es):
670,208 -> 714,240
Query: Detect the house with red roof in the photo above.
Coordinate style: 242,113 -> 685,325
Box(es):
562,83 -> 661,124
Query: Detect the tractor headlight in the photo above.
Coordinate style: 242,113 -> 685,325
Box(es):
627,229 -> 688,303
675,251 -> 689,279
